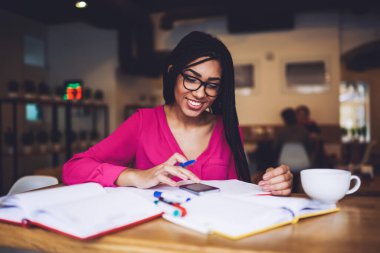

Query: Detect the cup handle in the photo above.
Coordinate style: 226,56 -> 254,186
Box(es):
346,175 -> 361,195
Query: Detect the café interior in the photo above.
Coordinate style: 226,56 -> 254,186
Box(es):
0,0 -> 380,251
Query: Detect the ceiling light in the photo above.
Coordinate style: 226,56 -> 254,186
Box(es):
75,1 -> 87,9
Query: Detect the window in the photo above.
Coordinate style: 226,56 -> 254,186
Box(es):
283,59 -> 330,94
234,62 -> 258,96
339,81 -> 370,142
234,64 -> 254,88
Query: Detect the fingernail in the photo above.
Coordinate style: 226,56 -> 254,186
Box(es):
263,174 -> 269,180
258,181 -> 265,186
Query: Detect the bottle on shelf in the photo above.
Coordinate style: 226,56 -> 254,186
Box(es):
79,130 -> 88,149
69,131 -> 78,150
53,86 -> 65,101
38,82 -> 51,100
23,80 -> 37,99
21,130 -> 35,155
94,90 -> 104,104
83,88 -> 92,104
90,130 -> 99,146
7,81 -> 19,98
37,130 -> 49,154
51,130 -> 62,153
4,128 -> 15,155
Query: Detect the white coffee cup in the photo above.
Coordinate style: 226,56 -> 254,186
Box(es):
301,169 -> 361,204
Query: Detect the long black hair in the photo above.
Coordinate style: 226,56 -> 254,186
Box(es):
162,31 -> 250,182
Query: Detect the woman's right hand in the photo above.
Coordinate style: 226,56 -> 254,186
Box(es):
115,153 -> 200,188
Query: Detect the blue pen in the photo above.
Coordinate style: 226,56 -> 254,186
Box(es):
179,159 -> 196,167
154,191 -> 191,203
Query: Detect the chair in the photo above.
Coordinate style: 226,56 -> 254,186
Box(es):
359,140 -> 377,165
278,142 -> 311,172
348,140 -> 377,178
7,175 -> 59,195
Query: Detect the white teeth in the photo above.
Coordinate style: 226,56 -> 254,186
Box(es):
188,99 -> 201,106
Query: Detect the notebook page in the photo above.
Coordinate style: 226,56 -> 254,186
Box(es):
115,180 -> 267,202
0,183 -> 105,219
0,207 -> 25,224
296,200 -> 337,217
180,194 -> 292,239
230,195 -> 336,215
201,180 -> 267,196
31,190 -> 161,239
112,185 -> 194,202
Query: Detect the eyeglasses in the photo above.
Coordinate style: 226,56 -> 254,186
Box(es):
180,72 -> 221,97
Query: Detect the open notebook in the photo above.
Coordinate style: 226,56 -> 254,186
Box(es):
128,180 -> 339,240
0,180 -> 339,240
0,183 -> 162,240
163,194 -> 338,240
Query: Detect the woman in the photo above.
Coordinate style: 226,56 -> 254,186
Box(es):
63,31 -> 292,195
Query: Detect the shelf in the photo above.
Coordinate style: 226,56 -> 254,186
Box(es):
0,95 -> 109,191
1,147 -> 90,157
1,152 -> 64,157
2,148 -> 67,156
0,97 -> 107,108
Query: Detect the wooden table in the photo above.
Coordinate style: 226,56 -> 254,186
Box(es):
0,195 -> 379,253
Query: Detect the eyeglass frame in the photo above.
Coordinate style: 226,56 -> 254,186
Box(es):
179,71 -> 221,97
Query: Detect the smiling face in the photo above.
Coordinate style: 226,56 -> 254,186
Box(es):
173,57 -> 222,118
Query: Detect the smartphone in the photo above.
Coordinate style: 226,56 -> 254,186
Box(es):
179,183 -> 220,196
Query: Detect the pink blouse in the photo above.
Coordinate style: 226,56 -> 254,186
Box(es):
62,105 -> 237,187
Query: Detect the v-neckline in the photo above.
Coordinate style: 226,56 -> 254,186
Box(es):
158,105 -> 221,161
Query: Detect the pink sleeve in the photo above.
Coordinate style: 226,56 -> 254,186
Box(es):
227,127 -> 244,180
62,111 -> 142,187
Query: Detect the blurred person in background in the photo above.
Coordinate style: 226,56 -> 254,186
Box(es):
295,105 -> 321,138
273,107 -> 311,160
296,105 -> 327,167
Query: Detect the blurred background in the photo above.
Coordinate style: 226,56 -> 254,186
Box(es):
1,0 -> 380,194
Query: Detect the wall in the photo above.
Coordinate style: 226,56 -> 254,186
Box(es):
47,23 -> 119,131
115,71 -> 162,122
0,10 -> 48,193
153,12 -> 341,125
47,23 -> 164,130
0,10 -> 48,96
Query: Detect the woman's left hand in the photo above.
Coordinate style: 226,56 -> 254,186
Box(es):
258,165 -> 293,196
